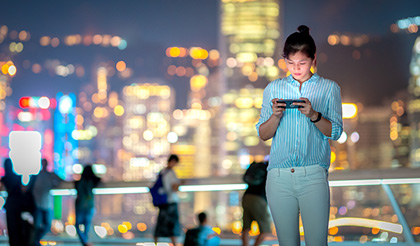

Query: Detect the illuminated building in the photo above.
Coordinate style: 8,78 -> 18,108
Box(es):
407,36 -> 420,167
54,93 -> 77,179
330,104 -> 393,170
73,66 -> 125,181
165,46 -> 224,178
390,92 -> 410,168
354,106 -> 394,169
220,0 -> 283,173
121,81 -> 174,181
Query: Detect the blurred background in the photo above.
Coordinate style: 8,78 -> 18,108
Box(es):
0,0 -> 420,245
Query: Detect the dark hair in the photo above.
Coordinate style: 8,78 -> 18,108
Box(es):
167,154 -> 179,163
42,158 -> 48,168
283,25 -> 316,59
198,212 -> 207,224
81,165 -> 100,184
3,158 -> 14,176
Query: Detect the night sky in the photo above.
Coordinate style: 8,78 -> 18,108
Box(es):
2,0 -> 420,108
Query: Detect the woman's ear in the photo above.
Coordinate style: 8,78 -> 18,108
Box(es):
313,53 -> 317,68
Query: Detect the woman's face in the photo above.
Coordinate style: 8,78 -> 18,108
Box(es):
285,51 -> 315,83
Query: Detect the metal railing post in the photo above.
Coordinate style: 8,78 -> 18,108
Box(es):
382,183 -> 415,245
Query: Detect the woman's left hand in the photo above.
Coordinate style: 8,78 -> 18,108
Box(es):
294,97 -> 317,120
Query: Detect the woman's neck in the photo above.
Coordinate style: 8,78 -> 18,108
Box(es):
295,72 -> 313,84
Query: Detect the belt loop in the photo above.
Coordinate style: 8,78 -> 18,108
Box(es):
303,166 -> 307,176
277,167 -> 280,177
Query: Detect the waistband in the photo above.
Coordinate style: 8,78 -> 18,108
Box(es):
270,165 -> 327,175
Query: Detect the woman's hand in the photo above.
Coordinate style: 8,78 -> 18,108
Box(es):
272,98 -> 285,118
295,97 -> 318,121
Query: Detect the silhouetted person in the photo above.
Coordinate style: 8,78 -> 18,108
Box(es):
241,161 -> 271,246
75,165 -> 101,246
32,159 -> 64,246
1,158 -> 36,246
1,158 -> 23,246
154,154 -> 184,245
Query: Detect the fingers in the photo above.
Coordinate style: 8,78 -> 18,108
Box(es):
271,98 -> 285,116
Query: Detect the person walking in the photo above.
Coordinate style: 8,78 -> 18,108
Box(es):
241,160 -> 272,246
75,165 -> 101,246
32,158 -> 64,245
154,154 -> 184,246
256,25 -> 343,246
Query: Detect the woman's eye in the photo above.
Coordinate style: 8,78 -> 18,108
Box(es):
300,63 -> 306,65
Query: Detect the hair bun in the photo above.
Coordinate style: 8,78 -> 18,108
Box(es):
297,25 -> 310,35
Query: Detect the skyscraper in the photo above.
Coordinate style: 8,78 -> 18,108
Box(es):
220,0 -> 282,173
407,36 -> 420,167
121,82 -> 175,181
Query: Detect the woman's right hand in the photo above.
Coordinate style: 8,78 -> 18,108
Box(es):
272,98 -> 285,118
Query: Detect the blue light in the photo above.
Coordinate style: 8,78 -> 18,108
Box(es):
58,95 -> 73,114
118,39 -> 127,50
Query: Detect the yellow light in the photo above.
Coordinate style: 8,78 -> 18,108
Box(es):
118,224 -> 128,234
390,131 -> 398,141
342,103 -> 358,119
114,105 -> 124,116
212,227 -> 221,235
190,75 -> 208,91
8,65 -> 17,76
200,49 -> 209,59
237,52 -> 257,63
235,97 -> 254,109
254,97 -> 263,108
331,151 -> 336,163
116,61 -> 126,72
122,221 -> 132,230
190,47 -> 202,59
249,221 -> 260,236
170,47 -> 181,57
1,64 -> 9,74
232,221 -> 242,235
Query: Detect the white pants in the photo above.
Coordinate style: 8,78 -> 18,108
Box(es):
266,165 -> 330,246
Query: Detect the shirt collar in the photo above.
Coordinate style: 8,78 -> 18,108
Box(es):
287,73 -> 319,84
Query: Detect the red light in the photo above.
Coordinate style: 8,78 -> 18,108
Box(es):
19,97 -> 30,108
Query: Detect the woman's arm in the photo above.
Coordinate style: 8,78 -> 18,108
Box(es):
294,97 -> 332,137
258,98 -> 285,141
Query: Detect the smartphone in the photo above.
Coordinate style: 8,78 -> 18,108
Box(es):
277,99 -> 305,109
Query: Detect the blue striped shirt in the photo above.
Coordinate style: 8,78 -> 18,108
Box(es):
256,73 -> 343,170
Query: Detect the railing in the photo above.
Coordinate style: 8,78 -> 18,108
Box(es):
1,168 -> 420,245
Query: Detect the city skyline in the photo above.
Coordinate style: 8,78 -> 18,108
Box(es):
1,0 -> 420,109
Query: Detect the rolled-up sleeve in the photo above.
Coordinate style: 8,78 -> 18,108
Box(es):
324,83 -> 343,140
256,83 -> 273,136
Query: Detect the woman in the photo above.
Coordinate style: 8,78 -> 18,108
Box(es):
75,165 -> 101,246
256,25 -> 343,246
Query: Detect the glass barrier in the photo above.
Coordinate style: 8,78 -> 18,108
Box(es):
0,178 -> 420,245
